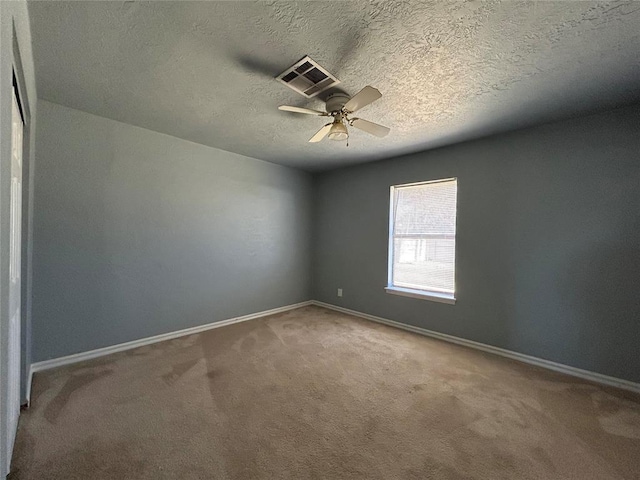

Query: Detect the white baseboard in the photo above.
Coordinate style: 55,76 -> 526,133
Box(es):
30,301 -> 313,374
312,301 -> 640,394
28,299 -> 640,395
25,365 -> 33,406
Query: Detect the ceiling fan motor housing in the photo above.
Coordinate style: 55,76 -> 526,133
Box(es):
325,93 -> 351,114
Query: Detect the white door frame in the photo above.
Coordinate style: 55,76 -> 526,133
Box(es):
4,77 -> 24,476
2,20 -> 34,476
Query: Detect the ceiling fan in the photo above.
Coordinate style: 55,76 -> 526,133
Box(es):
278,86 -> 390,143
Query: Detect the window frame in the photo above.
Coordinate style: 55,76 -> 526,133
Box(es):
386,178 -> 458,305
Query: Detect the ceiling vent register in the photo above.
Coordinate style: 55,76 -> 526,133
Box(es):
276,56 -> 340,98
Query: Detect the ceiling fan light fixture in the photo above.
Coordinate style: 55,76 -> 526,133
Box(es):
327,121 -> 348,141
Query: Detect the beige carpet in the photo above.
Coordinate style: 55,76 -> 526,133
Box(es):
11,306 -> 640,479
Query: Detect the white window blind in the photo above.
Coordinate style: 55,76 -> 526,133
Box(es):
389,178 -> 457,297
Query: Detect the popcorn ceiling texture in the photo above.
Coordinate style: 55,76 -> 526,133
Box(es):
29,1 -> 640,170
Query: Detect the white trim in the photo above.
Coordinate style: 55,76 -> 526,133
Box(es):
311,301 -> 640,394
28,299 -> 640,395
25,365 -> 33,407
393,177 -> 457,189
30,301 -> 313,373
385,286 -> 455,304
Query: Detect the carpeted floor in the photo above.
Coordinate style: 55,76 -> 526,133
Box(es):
10,306 -> 640,479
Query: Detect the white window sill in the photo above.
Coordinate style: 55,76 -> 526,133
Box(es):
385,286 -> 456,305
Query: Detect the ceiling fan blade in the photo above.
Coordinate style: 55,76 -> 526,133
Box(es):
343,86 -> 382,113
309,124 -> 333,143
351,118 -> 390,138
278,105 -> 327,116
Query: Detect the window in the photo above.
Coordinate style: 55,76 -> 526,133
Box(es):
386,178 -> 457,304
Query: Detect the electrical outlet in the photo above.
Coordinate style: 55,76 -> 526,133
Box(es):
337,288 -> 343,297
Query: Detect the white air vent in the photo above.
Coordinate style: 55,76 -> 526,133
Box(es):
276,56 -> 340,98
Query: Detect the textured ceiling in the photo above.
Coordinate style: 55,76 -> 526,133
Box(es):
29,1 -> 640,171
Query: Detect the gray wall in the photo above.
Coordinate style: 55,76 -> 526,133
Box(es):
313,103 -> 640,383
33,100 -> 312,362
